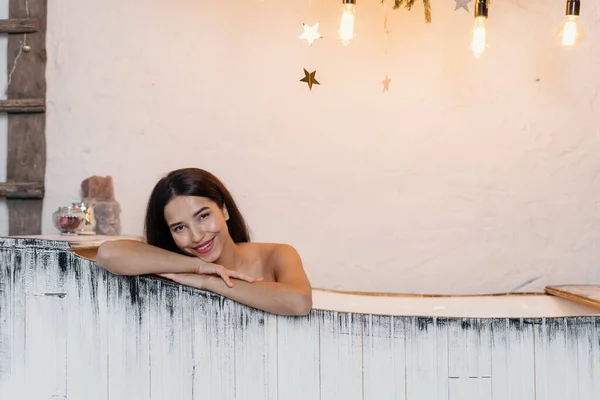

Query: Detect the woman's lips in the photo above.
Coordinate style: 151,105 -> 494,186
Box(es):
193,238 -> 215,255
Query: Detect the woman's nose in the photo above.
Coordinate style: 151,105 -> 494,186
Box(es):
190,227 -> 204,243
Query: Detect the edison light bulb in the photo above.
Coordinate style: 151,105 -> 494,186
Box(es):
339,1 -> 355,46
470,16 -> 488,59
558,15 -> 583,46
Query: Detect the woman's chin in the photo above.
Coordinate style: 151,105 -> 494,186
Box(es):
193,251 -> 220,264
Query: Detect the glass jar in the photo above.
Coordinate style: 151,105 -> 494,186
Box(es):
52,206 -> 85,235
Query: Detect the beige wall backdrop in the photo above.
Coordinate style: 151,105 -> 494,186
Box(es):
18,0 -> 600,293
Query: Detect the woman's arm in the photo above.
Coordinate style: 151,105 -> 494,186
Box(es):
96,240 -> 199,275
160,244 -> 313,316
96,240 -> 260,285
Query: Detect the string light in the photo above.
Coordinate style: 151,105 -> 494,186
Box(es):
339,0 -> 356,46
5,0 -> 31,94
557,0 -> 583,46
470,0 -> 488,59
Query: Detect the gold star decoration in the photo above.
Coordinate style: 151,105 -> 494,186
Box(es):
300,69 -> 320,90
382,73 -> 391,92
299,23 -> 323,46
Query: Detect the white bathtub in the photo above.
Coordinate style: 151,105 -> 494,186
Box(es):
312,289 -> 600,318
0,237 -> 599,400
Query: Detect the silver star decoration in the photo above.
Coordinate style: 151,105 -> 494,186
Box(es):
299,23 -> 323,46
454,0 -> 472,11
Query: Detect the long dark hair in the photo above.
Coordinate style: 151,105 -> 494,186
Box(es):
144,168 -> 250,254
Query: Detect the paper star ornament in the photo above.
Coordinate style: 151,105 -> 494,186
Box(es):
382,74 -> 391,92
300,69 -> 320,90
299,23 -> 323,46
454,0 -> 472,11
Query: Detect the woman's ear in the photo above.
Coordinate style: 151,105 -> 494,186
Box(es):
222,206 -> 230,221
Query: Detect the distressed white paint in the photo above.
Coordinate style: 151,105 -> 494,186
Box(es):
363,315 -> 406,399
277,312 -> 320,399
489,319 -> 536,399
40,0 -> 600,295
1,239 -> 600,399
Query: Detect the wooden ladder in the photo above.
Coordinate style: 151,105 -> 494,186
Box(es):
0,0 -> 46,235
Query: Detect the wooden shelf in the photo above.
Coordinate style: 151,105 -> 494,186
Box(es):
0,98 -> 45,113
0,182 -> 44,199
0,18 -> 38,33
545,285 -> 600,309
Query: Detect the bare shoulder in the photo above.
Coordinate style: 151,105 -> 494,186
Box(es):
248,242 -> 304,278
257,243 -> 309,288
253,242 -> 301,264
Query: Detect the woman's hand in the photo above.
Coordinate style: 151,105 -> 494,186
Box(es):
160,262 -> 262,288
195,262 -> 262,287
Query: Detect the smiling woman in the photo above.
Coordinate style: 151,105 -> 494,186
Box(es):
95,168 -> 313,316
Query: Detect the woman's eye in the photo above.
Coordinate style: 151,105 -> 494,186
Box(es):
199,213 -> 210,220
173,225 -> 184,232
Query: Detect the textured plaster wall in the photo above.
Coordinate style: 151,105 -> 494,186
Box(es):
28,0 -> 600,293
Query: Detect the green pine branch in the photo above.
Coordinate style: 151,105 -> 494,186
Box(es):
381,0 -> 432,23
381,0 -> 491,24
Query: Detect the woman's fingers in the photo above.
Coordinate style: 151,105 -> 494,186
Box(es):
196,261 -> 262,285
230,271 -> 261,283
200,263 -> 232,286
217,267 -> 235,287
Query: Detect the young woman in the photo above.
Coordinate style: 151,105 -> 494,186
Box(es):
96,168 -> 312,316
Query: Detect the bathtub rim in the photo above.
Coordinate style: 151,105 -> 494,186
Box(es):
310,288 -> 600,319
3,236 -> 599,319
313,287 -> 544,297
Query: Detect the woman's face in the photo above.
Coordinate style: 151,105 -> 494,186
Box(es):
164,195 -> 230,262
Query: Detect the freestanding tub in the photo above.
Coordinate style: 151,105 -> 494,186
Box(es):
0,237 -> 598,400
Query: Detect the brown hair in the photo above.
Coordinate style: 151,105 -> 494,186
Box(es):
144,168 -> 250,254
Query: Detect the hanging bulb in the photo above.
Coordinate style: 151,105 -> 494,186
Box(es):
558,16 -> 583,46
471,16 -> 488,58
471,0 -> 488,59
557,0 -> 583,47
339,0 -> 356,46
